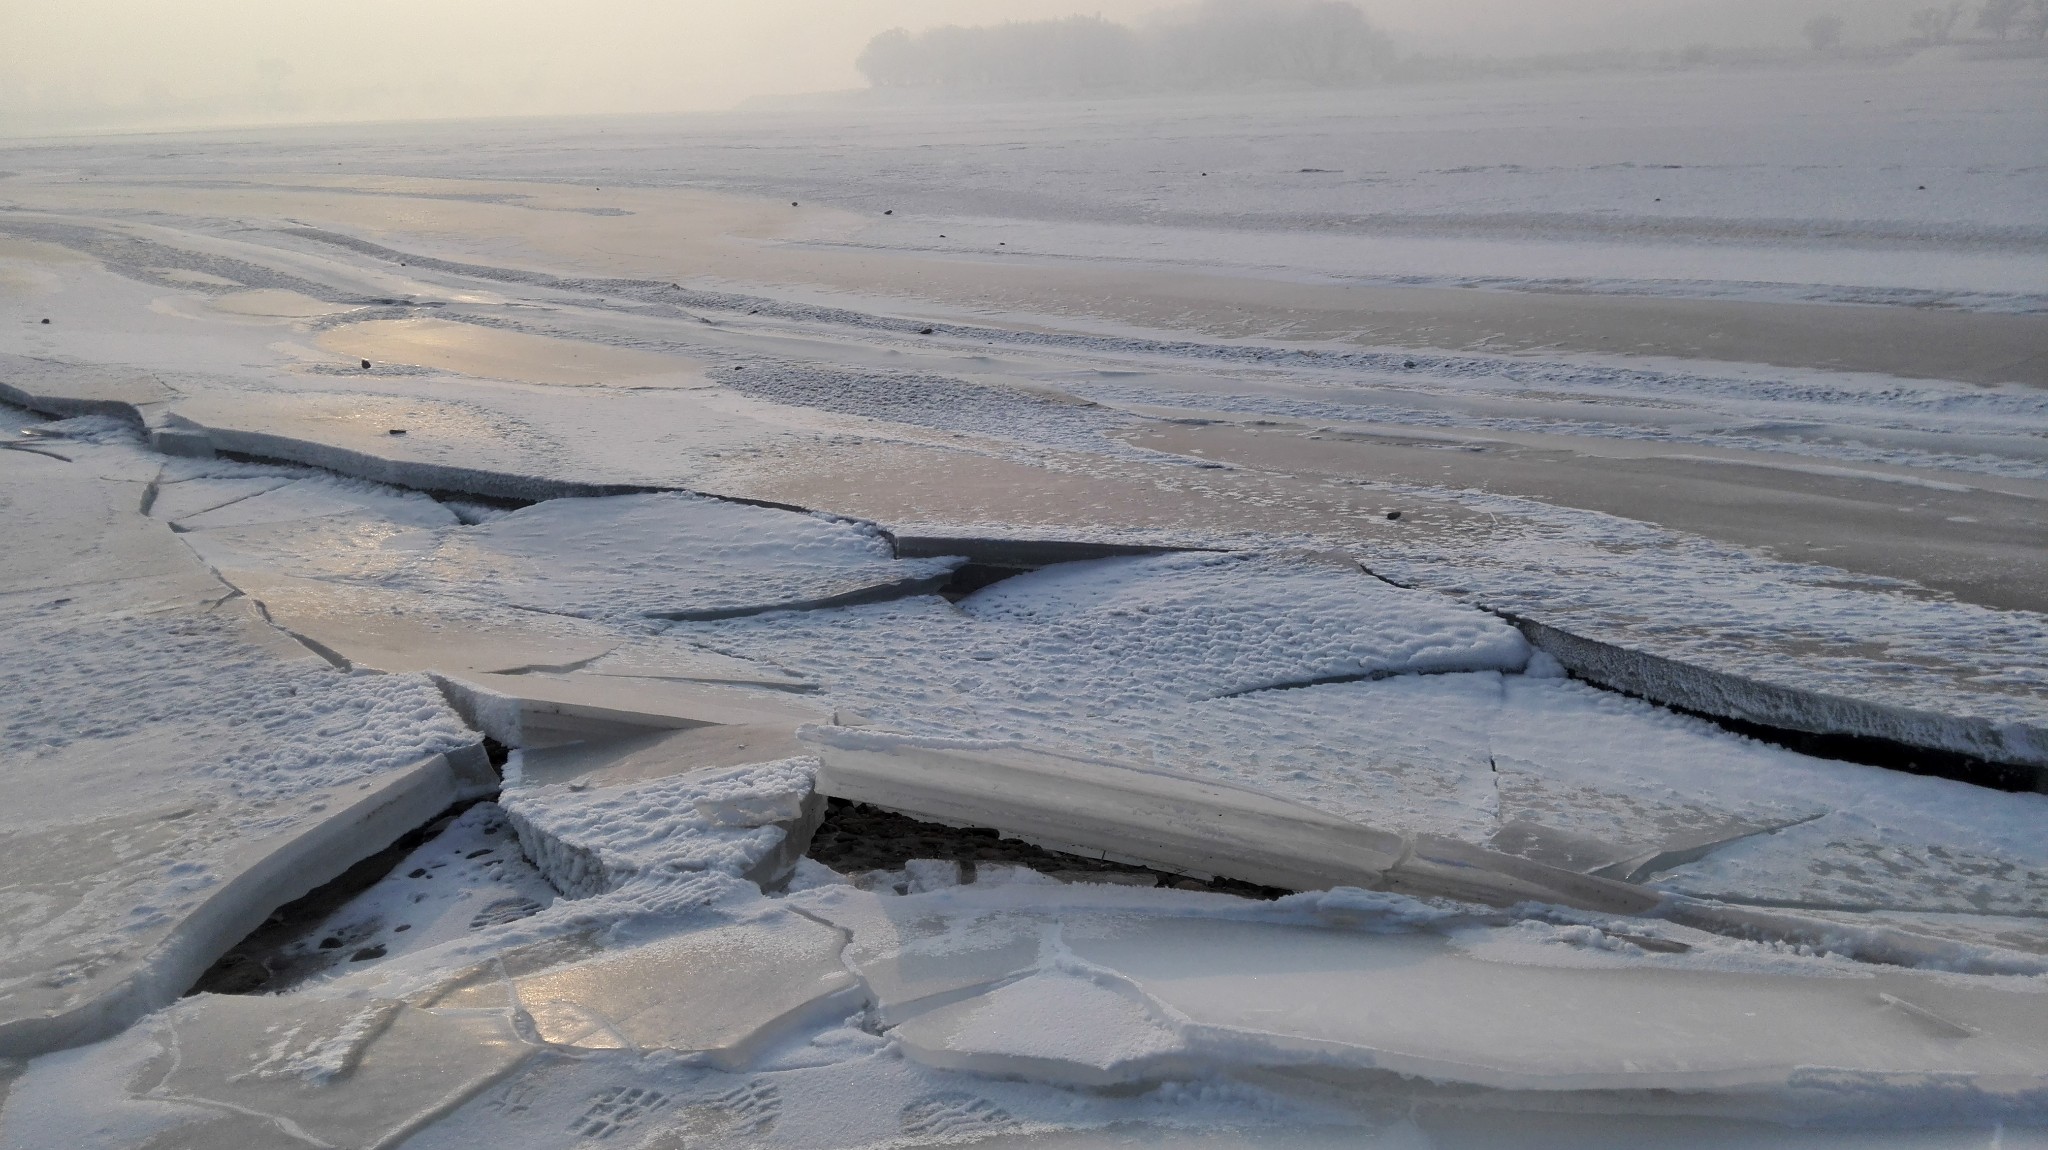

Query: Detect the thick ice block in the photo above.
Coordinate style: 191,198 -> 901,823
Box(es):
804,729 -> 1660,914
436,670 -> 829,747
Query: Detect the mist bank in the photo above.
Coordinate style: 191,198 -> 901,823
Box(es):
857,0 -> 2047,98
858,2 -> 1398,95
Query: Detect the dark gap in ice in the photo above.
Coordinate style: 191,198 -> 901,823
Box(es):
888,533 -> 1214,568
0,442 -> 72,463
645,571 -> 958,621
430,490 -> 533,518
207,448 -> 670,505
893,533 -> 1221,599
482,738 -> 513,773
937,563 -> 1033,601
1210,669 -> 1407,700
1354,563 -> 2044,794
805,799 -> 1287,899
1639,693 -> 2036,795
186,796 -> 494,996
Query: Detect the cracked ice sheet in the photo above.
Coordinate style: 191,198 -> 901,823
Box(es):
187,489 -> 961,625
0,422 -> 480,1051
799,883 -> 2048,1101
677,550 -> 1531,715
1359,488 -> 2048,741
676,555 -> 2048,923
669,554 -> 1530,840
161,371 -> 823,490
1492,678 -> 2048,916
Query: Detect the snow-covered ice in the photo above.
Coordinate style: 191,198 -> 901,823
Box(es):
2,57 -> 2046,1147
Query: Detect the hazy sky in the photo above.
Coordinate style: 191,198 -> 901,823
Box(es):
0,0 -> 1937,134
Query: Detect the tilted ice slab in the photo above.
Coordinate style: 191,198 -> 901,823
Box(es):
185,487 -> 964,626
517,725 -> 819,789
798,727 -> 2038,970
1491,677 -> 2048,916
436,670 -> 831,749
0,427 -> 488,1058
0,762 -> 857,1146
691,583 -> 2048,930
957,551 -> 1532,698
1360,491 -> 2048,773
683,549 -> 1532,727
11,349 -> 2041,775
803,885 -> 2048,1101
805,727 -> 1659,916
214,567 -> 625,677
408,493 -> 960,622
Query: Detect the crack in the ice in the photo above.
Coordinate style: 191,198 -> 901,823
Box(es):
1,441 -> 72,462
1208,667 -> 1459,700
1590,811 -> 1830,884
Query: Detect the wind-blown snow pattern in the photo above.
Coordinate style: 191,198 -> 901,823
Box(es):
958,551 -> 1532,696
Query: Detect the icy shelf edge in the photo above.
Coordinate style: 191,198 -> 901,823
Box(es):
0,744 -> 495,1060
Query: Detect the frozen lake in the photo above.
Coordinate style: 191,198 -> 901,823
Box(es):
1,53 -> 2045,1150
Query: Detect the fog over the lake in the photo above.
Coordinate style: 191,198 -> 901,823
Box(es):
0,0 -> 1978,133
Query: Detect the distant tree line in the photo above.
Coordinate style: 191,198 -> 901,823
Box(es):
1973,0 -> 2048,38
1804,0 -> 2048,50
857,1 -> 1398,96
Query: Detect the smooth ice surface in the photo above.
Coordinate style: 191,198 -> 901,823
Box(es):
380,492 -> 961,622
506,915 -> 861,1064
808,886 -> 2048,1094
52,995 -> 532,1150
896,969 -> 1187,1086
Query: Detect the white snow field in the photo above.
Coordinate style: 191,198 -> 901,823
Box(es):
2,55 -> 2046,1149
